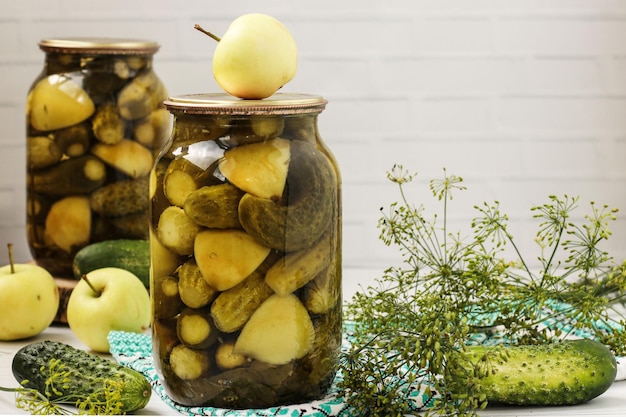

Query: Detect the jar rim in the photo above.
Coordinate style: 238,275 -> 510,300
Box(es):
39,37 -> 160,55
164,93 -> 327,116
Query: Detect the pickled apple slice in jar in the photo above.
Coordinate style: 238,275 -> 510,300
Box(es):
28,74 -> 95,131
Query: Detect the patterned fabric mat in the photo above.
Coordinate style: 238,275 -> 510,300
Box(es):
109,315 -> 626,417
109,330 -> 354,417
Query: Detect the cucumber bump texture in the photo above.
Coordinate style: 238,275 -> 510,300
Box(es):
447,339 -> 617,406
12,340 -> 152,413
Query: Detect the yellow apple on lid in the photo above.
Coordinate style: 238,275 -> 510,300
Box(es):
195,14 -> 298,99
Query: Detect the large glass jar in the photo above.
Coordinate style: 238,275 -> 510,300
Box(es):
26,38 -> 169,277
150,93 -> 342,409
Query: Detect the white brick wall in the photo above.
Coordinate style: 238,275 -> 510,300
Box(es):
2,1 -> 626,291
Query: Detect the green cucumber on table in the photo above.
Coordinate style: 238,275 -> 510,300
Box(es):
446,339 -> 617,406
11,340 -> 151,414
72,239 -> 150,287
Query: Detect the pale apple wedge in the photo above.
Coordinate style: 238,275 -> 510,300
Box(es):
45,196 -> 91,253
194,229 -> 270,291
218,138 -> 290,200
234,294 -> 315,365
29,74 -> 95,131
91,139 -> 153,179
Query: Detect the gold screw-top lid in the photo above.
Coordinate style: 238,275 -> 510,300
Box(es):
39,37 -> 160,55
164,93 -> 328,116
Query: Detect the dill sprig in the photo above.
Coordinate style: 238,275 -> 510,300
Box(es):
338,165 -> 626,416
0,358 -> 125,415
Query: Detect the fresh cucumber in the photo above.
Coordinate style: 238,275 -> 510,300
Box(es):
73,239 -> 150,287
446,339 -> 617,406
12,340 -> 151,413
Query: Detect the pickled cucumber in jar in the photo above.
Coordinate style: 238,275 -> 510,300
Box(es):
150,94 -> 342,409
26,38 -> 170,277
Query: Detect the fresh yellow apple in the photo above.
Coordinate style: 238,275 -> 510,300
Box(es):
66,267 -> 150,353
0,258 -> 59,341
196,14 -> 298,99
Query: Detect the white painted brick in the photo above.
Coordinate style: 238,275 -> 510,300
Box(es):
0,224 -> 30,265
328,141 -> 380,184
416,17 -> 494,53
0,104 -> 24,142
457,0 -> 531,12
377,57 -> 525,94
383,0 -> 461,13
20,18 -> 175,57
175,17 -> 232,60
482,177 -> 624,218
289,58 -> 373,97
59,0 -> 157,17
0,62 -> 41,102
521,136 -> 599,178
342,220 -> 371,268
609,57 -> 626,93
0,145 -> 25,188
497,17 -> 626,55
0,1 -> 64,19
320,98 -> 412,135
162,0 -> 296,17
417,96 -> 493,132
606,136 -> 626,179
591,136 -> 620,178
529,0 -> 626,13
498,96 -> 626,131
0,188 -> 19,227
155,59 -> 219,97
380,135 -> 526,180
293,18 -> 415,58
529,57 -> 604,93
0,20 -> 21,57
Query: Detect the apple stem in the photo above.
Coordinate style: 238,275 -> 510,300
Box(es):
194,24 -> 221,42
81,274 -> 101,297
7,243 -> 15,274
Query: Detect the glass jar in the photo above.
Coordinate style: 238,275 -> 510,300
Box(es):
150,93 -> 342,409
26,38 -> 169,277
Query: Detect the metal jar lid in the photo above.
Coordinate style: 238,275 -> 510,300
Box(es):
39,37 -> 160,55
164,93 -> 328,116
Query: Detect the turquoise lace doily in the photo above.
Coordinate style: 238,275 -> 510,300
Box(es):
109,317 -> 626,417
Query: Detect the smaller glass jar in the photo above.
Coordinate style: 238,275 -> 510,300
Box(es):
150,93 -> 342,409
26,38 -> 169,277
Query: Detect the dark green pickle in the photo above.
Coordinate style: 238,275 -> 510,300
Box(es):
150,94 -> 342,408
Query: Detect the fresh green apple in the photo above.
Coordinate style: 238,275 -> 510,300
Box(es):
66,267 -> 150,353
0,251 -> 59,340
196,14 -> 298,99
